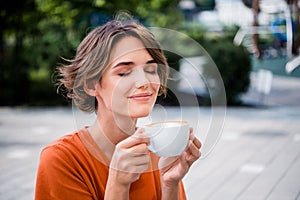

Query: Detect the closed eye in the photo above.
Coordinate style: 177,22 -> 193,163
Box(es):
118,71 -> 131,76
144,63 -> 158,75
113,59 -> 157,76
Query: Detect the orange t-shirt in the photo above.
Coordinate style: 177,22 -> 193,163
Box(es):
35,128 -> 186,199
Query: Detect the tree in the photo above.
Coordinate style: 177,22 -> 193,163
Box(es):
0,0 -> 42,105
1,0 -> 184,106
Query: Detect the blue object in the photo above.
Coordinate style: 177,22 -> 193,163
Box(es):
271,18 -> 296,42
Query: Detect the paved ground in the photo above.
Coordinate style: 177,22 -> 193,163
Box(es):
0,73 -> 299,200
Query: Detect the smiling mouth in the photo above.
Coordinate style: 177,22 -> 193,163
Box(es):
129,93 -> 153,101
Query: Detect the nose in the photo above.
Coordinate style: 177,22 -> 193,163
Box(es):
134,69 -> 150,89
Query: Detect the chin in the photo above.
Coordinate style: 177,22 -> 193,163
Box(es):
129,106 -> 153,119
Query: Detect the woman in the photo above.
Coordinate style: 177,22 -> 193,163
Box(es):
35,14 -> 201,200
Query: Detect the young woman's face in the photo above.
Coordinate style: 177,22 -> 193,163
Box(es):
96,36 -> 160,119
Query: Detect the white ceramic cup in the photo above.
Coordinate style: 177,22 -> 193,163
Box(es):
144,120 -> 190,157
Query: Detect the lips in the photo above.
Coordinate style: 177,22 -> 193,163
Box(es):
129,92 -> 153,101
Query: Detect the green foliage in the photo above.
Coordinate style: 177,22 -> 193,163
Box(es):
0,0 -> 183,106
92,0 -> 184,27
195,0 -> 216,10
0,0 -> 250,106
187,25 -> 251,105
164,26 -> 251,106
202,38 -> 251,105
0,0 -> 40,105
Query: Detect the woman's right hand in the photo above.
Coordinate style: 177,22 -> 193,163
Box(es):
105,128 -> 150,198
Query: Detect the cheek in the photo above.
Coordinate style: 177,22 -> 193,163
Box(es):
113,77 -> 133,94
110,78 -> 132,104
151,76 -> 161,93
101,76 -> 129,95
96,78 -> 124,108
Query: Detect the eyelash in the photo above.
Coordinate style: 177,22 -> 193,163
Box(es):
118,72 -> 131,77
145,69 -> 157,75
118,69 -> 157,77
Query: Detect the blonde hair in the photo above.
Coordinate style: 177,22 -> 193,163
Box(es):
57,14 -> 169,113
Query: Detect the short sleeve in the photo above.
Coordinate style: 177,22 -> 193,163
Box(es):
35,146 -> 93,200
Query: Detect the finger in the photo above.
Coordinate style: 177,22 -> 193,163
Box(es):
131,162 -> 149,173
131,153 -> 150,173
128,143 -> 149,155
186,140 -> 201,160
192,136 -> 202,149
130,153 -> 150,166
189,128 -> 202,149
189,127 -> 194,139
158,156 -> 179,170
180,151 -> 190,169
133,166 -> 148,174
120,153 -> 149,172
117,129 -> 149,149
189,128 -> 196,144
112,154 -> 150,173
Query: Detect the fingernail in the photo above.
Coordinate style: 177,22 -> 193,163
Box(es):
135,128 -> 145,135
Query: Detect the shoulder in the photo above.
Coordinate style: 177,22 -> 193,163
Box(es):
39,131 -> 88,168
36,130 -> 98,199
46,131 -> 81,148
42,132 -> 80,153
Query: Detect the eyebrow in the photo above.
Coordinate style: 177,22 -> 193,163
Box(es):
112,59 -> 156,69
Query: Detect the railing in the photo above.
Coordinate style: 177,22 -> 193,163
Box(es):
232,1 -> 299,73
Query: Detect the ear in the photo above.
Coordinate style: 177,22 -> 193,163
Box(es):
85,80 -> 99,97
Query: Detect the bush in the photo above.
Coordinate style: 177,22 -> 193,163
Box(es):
203,38 -> 251,105
161,28 -> 251,106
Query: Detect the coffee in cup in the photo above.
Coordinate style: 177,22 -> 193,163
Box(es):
144,120 -> 189,157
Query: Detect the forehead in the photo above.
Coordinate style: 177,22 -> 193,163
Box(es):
109,36 -> 151,61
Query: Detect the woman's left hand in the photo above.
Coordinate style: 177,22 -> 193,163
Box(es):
159,127 -> 201,188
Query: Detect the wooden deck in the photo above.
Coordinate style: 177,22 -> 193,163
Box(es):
183,107 -> 300,200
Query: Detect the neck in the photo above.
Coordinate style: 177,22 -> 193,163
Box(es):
88,111 -> 137,159
100,113 -> 137,144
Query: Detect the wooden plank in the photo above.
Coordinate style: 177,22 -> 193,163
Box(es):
236,137 -> 300,200
184,132 -> 268,199
297,192 -> 300,200
265,153 -> 300,199
206,133 -> 292,199
184,140 -> 239,193
183,130 -> 248,180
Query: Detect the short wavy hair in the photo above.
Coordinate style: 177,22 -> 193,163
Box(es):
56,14 -> 169,113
